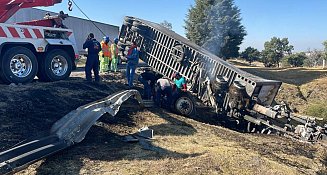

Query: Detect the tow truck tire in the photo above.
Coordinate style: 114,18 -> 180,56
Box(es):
38,49 -> 72,82
0,46 -> 38,84
174,93 -> 195,116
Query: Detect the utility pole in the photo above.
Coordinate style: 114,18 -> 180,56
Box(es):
323,59 -> 326,69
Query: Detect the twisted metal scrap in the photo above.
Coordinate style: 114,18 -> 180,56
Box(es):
51,89 -> 144,144
0,90 -> 143,175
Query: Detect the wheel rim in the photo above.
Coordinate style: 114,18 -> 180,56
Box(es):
175,96 -> 193,115
51,55 -> 68,76
10,54 -> 32,78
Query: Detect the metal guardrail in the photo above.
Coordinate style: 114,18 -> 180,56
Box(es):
0,90 -> 143,175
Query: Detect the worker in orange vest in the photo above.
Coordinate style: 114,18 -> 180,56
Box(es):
110,38 -> 119,72
99,36 -> 111,72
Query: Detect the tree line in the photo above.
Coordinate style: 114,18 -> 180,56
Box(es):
241,39 -> 327,68
184,0 -> 327,68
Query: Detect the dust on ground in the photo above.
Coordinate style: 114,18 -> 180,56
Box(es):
0,65 -> 326,175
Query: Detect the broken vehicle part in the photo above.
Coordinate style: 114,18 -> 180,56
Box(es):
0,90 -> 143,175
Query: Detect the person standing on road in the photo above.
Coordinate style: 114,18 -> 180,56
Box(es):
99,36 -> 111,73
126,41 -> 140,88
111,38 -> 119,72
83,33 -> 101,82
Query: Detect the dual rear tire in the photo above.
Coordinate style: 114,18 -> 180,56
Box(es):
0,46 -> 38,84
37,49 -> 72,82
0,46 -> 72,84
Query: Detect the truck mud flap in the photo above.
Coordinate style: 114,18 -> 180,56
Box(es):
0,90 -> 144,175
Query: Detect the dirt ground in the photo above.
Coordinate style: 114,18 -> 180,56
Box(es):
0,64 -> 326,175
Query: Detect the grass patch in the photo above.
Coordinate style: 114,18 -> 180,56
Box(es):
306,101 -> 327,121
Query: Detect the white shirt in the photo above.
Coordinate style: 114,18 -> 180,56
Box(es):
157,78 -> 171,90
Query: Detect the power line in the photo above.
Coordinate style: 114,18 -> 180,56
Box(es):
70,0 -> 106,37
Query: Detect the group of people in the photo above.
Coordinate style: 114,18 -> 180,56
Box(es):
99,36 -> 119,73
83,33 -> 140,86
82,33 -> 120,82
83,34 -> 187,108
138,69 -> 187,108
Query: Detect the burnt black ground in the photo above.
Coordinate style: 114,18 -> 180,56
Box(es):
0,70 -> 128,152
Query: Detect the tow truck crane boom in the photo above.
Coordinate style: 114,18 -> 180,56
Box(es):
0,0 -> 62,23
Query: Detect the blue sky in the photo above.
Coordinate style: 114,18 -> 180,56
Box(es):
40,0 -> 327,52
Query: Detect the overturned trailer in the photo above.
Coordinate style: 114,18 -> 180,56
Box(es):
118,16 -> 327,142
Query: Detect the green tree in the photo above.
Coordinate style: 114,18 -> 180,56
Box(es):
283,53 -> 307,67
185,0 -> 214,46
261,37 -> 294,67
185,0 -> 246,59
240,47 -> 260,65
160,20 -> 173,30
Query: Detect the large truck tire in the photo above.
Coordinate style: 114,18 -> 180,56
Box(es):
38,49 -> 72,82
173,93 -> 195,116
0,46 -> 38,84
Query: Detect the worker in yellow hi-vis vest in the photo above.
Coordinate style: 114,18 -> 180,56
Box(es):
111,38 -> 119,72
99,36 -> 111,72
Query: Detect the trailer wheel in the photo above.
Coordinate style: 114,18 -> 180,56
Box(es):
131,26 -> 146,35
171,44 -> 185,63
0,46 -> 38,84
38,49 -> 72,81
174,94 -> 195,116
132,21 -> 147,30
124,16 -> 134,26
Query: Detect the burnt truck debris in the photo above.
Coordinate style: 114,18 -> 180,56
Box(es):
0,90 -> 144,175
118,16 -> 327,142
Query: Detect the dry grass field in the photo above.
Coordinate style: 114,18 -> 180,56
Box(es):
0,61 -> 326,175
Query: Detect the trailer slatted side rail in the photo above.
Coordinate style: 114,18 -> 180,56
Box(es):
119,16 -> 281,106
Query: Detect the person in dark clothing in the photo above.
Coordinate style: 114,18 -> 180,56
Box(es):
138,69 -> 163,99
83,33 -> 101,82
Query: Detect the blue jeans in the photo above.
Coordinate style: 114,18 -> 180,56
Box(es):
126,63 -> 137,87
138,76 -> 151,99
85,55 -> 100,82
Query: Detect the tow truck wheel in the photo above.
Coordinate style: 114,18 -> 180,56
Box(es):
0,46 -> 38,84
38,49 -> 72,82
174,95 -> 195,116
